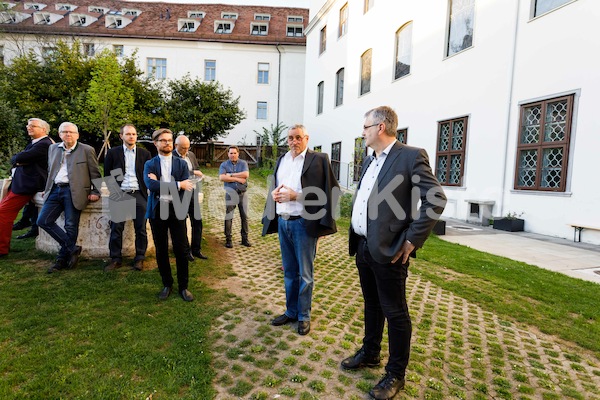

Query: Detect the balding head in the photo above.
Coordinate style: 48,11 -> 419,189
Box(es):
175,135 -> 191,156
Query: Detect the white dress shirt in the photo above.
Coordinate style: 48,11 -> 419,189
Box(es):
275,148 -> 307,216
54,141 -> 77,184
121,145 -> 139,191
158,154 -> 173,202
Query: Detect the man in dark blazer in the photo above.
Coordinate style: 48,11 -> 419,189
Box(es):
144,128 -> 195,302
38,122 -> 101,272
262,124 -> 339,336
174,135 -> 207,260
103,124 -> 152,272
0,118 -> 53,257
341,106 -> 447,400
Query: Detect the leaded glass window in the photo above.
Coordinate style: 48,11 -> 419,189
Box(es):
331,142 -> 341,180
447,0 -> 474,57
353,137 -> 366,181
515,95 -> 573,191
436,117 -> 467,186
396,128 -> 407,144
360,49 -> 372,96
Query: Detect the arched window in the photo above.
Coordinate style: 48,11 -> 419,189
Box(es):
317,81 -> 324,114
394,22 -> 412,80
335,68 -> 344,107
360,49 -> 372,95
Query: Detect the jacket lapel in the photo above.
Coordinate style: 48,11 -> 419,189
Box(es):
376,141 -> 403,184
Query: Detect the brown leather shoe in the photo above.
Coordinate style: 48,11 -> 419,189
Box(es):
132,260 -> 144,271
341,348 -> 381,370
104,260 -> 122,272
271,314 -> 297,326
68,246 -> 82,269
298,320 -> 310,335
180,289 -> 194,302
158,287 -> 172,300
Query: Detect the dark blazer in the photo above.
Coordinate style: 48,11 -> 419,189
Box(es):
104,145 -> 152,199
44,142 -> 102,211
349,141 -> 447,264
173,149 -> 200,172
143,155 -> 190,219
10,136 -> 53,195
262,149 -> 339,238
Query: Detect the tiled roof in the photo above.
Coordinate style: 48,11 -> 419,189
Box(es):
0,0 -> 308,45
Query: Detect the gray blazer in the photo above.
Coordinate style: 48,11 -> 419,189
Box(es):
349,141 -> 447,264
44,142 -> 102,211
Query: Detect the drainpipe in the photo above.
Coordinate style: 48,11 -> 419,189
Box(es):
275,44 -> 282,126
499,0 -> 521,217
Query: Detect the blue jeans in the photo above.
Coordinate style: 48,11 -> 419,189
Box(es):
278,217 -> 317,322
37,185 -> 82,260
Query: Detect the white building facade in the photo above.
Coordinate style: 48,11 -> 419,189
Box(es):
0,0 -> 309,145
303,0 -> 600,244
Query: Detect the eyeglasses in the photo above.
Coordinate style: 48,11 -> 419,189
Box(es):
288,135 -> 306,142
60,131 -> 78,134
157,139 -> 173,144
27,125 -> 43,129
363,123 -> 381,131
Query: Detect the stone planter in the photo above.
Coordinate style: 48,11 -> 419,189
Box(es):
492,218 -> 524,232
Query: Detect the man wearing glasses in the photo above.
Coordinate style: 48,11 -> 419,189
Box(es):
0,118 -> 53,257
262,124 -> 339,336
38,122 -> 101,272
144,129 -> 195,302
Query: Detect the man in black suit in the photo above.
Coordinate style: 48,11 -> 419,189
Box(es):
341,106 -> 446,400
103,124 -> 152,272
262,124 -> 339,336
0,118 -> 53,257
174,135 -> 207,260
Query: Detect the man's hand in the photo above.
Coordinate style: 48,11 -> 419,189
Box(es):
88,194 -> 100,202
148,173 -> 158,181
391,240 -> 415,265
272,184 -> 298,203
179,179 -> 194,191
193,170 -> 203,178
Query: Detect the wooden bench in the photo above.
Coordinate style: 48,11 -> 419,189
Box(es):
569,223 -> 600,242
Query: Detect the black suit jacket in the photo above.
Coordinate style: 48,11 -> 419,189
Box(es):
10,136 -> 53,195
143,156 -> 190,219
104,145 -> 152,200
262,149 -> 339,238
173,149 -> 200,172
349,141 -> 447,264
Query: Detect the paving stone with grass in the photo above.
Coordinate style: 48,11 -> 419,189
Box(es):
201,173 -> 600,400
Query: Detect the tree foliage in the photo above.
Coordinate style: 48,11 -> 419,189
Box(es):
165,75 -> 245,142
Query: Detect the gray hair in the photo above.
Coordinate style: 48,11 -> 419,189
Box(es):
365,106 -> 398,137
58,122 -> 79,134
288,124 -> 308,137
28,118 -> 50,134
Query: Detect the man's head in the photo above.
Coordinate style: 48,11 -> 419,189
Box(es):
287,124 -> 309,157
27,118 -> 50,139
362,106 -> 398,150
58,122 -> 79,149
152,128 -> 174,156
120,124 -> 138,148
228,146 -> 239,162
175,135 -> 191,157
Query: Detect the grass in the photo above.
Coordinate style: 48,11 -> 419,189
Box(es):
416,235 -> 600,357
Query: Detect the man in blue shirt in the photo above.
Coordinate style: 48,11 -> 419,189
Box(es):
219,146 -> 251,248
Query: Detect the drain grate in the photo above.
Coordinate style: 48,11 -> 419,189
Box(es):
448,225 -> 481,231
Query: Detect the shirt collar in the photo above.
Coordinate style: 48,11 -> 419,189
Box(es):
58,141 -> 78,152
158,154 -> 172,161
123,144 -> 136,153
31,135 -> 48,145
377,141 -> 396,159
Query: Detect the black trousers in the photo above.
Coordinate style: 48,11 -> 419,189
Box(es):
224,189 -> 248,241
356,237 -> 411,379
109,191 -> 148,262
149,203 -> 189,291
186,199 -> 203,254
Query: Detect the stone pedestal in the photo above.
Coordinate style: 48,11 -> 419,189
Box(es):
465,199 -> 495,226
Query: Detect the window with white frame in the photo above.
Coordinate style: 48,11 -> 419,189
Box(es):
360,49 -> 372,95
255,14 -> 270,20
34,12 -> 51,24
147,58 -> 167,80
205,60 -> 216,81
70,14 -> 90,27
56,3 -> 75,11
287,15 -> 303,22
25,3 -> 45,10
436,117 -> 468,186
251,23 -> 268,36
533,0 -> 573,17
122,8 -> 140,16
88,6 -> 106,14
215,21 -> 233,33
364,0 -> 374,13
447,0 -> 474,57
106,16 -> 125,28
287,25 -> 303,37
319,26 -> 327,54
339,3 -> 348,37
179,19 -> 198,32
221,12 -> 238,19
335,68 -> 344,107
188,11 -> 205,18
514,95 -> 573,192
257,63 -> 269,84
317,81 -> 324,115
394,22 -> 413,80
113,44 -> 124,57
257,102 -> 267,119
83,43 -> 95,57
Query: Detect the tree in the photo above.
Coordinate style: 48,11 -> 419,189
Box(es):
78,49 -> 134,158
165,76 -> 245,142
254,122 -> 287,168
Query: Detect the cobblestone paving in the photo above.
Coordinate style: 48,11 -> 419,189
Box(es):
201,176 -> 600,400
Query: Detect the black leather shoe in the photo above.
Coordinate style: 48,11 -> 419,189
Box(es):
68,246 -> 82,269
186,252 -> 195,262
298,320 -> 310,335
47,259 -> 67,274
180,289 -> 194,302
369,373 -> 405,400
192,251 -> 208,260
17,229 -> 38,239
341,348 -> 381,370
104,260 -> 122,272
271,314 -> 297,326
225,240 -> 233,248
158,287 -> 172,300
132,260 -> 144,271
12,220 -> 31,231
241,240 -> 252,247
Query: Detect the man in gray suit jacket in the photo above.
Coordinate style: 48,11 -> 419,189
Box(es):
341,106 -> 446,400
38,122 -> 101,273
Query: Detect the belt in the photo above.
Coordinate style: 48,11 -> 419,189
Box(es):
279,214 -> 302,221
56,183 -> 69,188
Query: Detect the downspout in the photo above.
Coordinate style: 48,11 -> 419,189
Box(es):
275,43 -> 282,125
499,0 -> 521,217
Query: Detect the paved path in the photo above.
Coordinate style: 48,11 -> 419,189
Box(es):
202,176 -> 600,399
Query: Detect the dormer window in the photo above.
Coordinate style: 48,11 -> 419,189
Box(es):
251,23 -> 268,36
287,25 -> 303,37
88,6 -> 106,14
221,12 -> 237,19
34,12 -> 51,24
106,14 -> 130,29
287,16 -> 304,23
0,12 -> 17,23
55,3 -> 76,12
214,21 -> 233,34
24,3 -> 46,11
188,11 -> 205,18
178,19 -> 198,32
70,13 -> 96,27
122,8 -> 141,17
254,14 -> 270,21
1,3 -> 17,10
